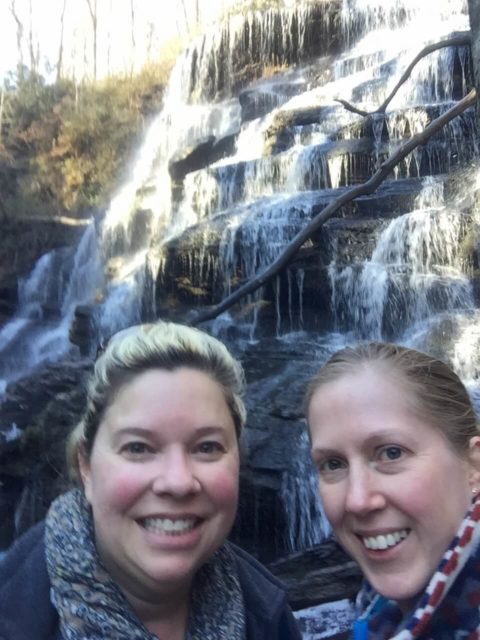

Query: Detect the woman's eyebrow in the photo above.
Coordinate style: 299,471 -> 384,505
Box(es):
310,446 -> 339,459
193,425 -> 230,436
112,425 -> 230,441
111,426 -> 153,441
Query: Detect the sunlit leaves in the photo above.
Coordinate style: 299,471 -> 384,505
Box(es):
0,59 -> 174,217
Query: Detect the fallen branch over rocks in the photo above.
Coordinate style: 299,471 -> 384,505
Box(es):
190,88 -> 476,325
337,32 -> 471,117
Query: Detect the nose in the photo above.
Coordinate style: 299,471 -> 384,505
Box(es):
344,463 -> 386,516
151,448 -> 200,497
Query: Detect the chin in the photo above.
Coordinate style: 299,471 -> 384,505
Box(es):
371,579 -> 422,611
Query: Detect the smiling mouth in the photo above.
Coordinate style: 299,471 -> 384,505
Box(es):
141,517 -> 201,535
360,529 -> 410,550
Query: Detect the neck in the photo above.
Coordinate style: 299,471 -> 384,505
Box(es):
396,596 -> 417,616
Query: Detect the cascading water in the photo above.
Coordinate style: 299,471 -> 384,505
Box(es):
281,430 -> 331,551
0,224 -> 101,393
161,0 -> 478,552
329,176 -> 474,339
1,0 -> 479,566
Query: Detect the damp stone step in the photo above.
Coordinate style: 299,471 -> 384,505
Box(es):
157,177 -> 429,314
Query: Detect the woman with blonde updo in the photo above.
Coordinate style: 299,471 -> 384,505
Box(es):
0,321 -> 301,640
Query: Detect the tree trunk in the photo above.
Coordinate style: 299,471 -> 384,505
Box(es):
146,21 -> 154,60
130,0 -> 136,76
180,0 -> 190,36
468,0 -> 480,127
85,0 -> 97,80
0,85 -> 5,143
28,0 -> 37,73
9,0 -> 24,80
56,0 -> 67,82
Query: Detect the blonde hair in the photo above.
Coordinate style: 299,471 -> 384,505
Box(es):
305,342 -> 479,454
67,322 -> 246,479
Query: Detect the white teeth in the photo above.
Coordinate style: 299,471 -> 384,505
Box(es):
362,529 -> 409,550
142,517 -> 197,535
377,535 -> 388,550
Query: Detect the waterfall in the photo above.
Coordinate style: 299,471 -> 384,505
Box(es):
1,0 -> 471,361
175,3 -> 341,104
281,430 -> 331,551
0,224 -> 100,393
167,0 -> 472,341
1,0 -> 478,565
329,176 -> 474,339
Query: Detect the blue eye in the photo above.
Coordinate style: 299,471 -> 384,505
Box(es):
379,446 -> 404,461
196,441 -> 224,455
319,457 -> 345,473
123,442 -> 152,455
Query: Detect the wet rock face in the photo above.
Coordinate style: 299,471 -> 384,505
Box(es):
156,177 -> 427,336
469,0 -> 480,123
69,304 -> 98,357
229,335 -> 331,561
0,361 -> 92,546
169,134 -> 237,184
269,539 -> 362,610
0,219 -> 87,325
186,1 -> 343,102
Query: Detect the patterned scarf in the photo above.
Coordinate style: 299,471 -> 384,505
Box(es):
354,496 -> 480,639
45,489 -> 245,640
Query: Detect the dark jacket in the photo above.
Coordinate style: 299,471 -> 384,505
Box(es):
0,522 -> 301,640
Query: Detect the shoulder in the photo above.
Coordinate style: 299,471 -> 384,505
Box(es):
0,521 -> 60,640
229,543 -> 302,640
0,521 -> 46,581
230,542 -> 288,599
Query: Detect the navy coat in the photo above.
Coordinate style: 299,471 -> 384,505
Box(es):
0,522 -> 301,640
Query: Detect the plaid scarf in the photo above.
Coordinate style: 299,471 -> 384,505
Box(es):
45,489 -> 245,640
354,496 -> 480,639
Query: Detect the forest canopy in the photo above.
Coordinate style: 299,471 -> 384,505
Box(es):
0,55 -> 176,219
0,0 -> 294,221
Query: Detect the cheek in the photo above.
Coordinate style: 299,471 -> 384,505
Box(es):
393,466 -> 445,519
88,463 -> 146,512
207,465 -> 239,510
318,484 -> 343,527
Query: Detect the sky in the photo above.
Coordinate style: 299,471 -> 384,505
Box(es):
0,0 -> 240,81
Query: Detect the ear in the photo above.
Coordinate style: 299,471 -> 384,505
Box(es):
78,445 -> 93,505
467,436 -> 480,489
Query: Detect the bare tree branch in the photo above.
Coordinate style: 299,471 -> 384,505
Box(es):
335,99 -> 369,117
180,0 -> 191,36
130,0 -> 136,76
28,0 -> 38,73
85,0 -> 97,79
190,89 -> 476,325
56,0 -> 67,82
0,84 -> 5,143
9,0 -> 24,79
338,32 -> 471,116
146,21 -> 154,60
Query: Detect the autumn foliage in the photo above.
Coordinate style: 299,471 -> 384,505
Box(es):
0,58 -> 175,219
